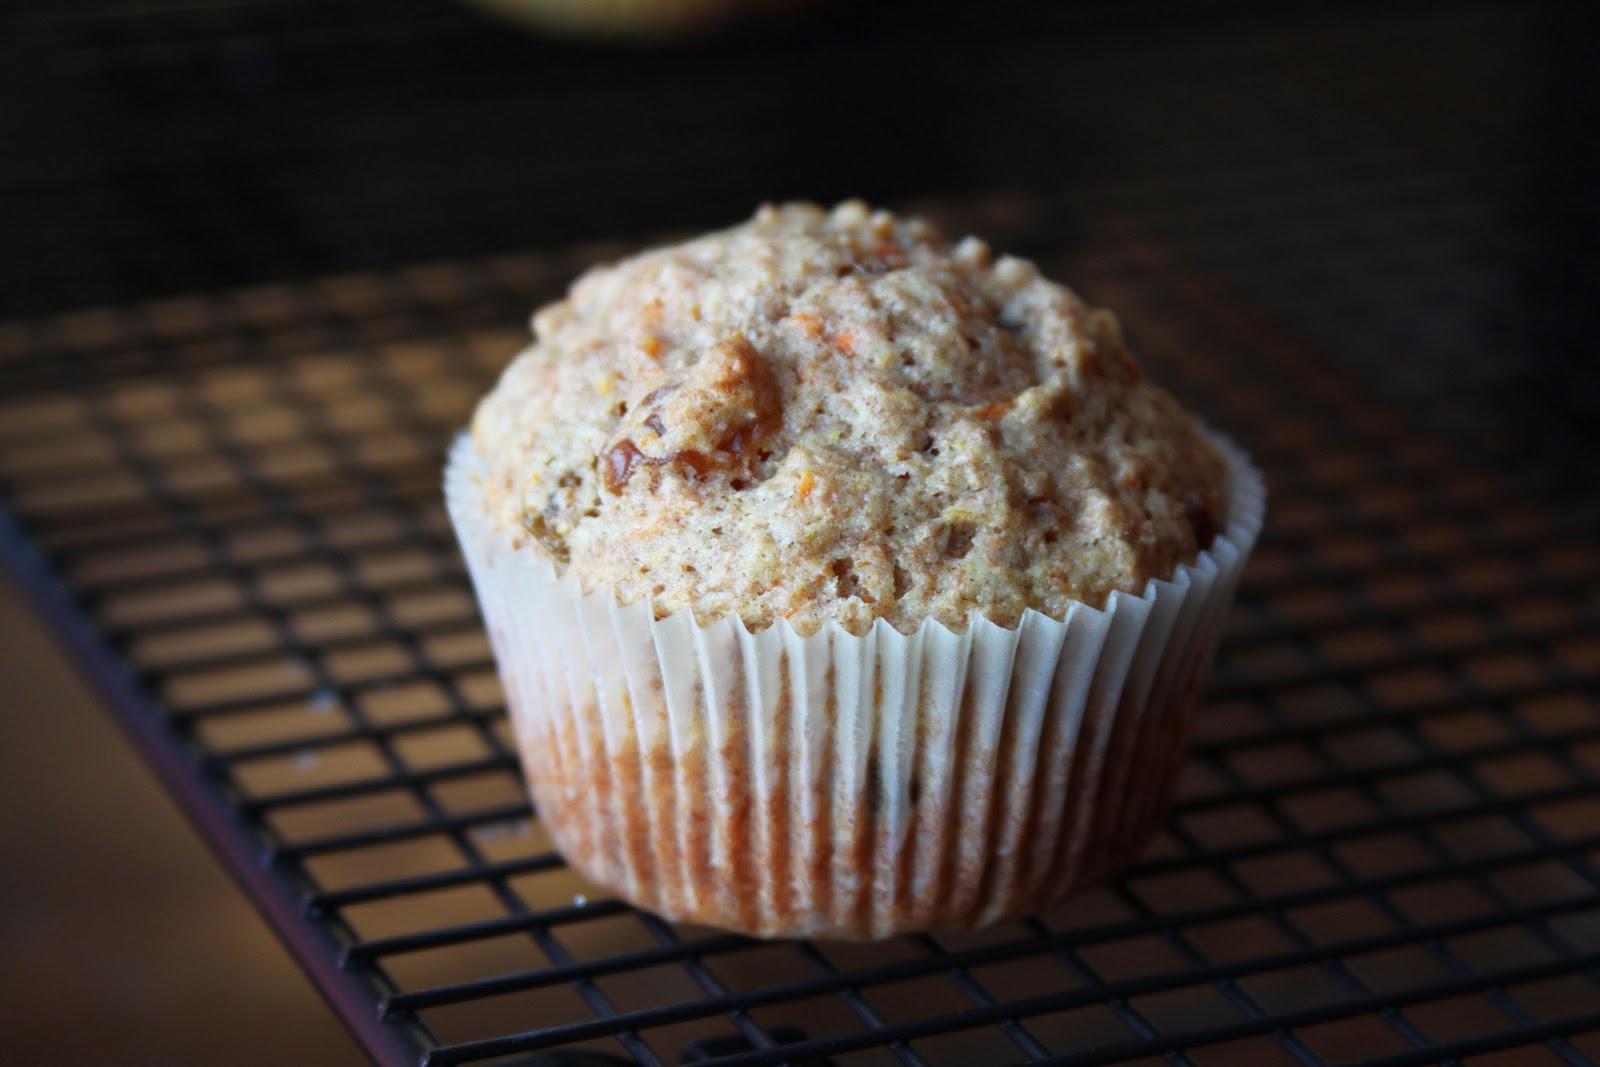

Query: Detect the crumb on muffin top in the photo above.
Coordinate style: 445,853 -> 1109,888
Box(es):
471,201 -> 1227,635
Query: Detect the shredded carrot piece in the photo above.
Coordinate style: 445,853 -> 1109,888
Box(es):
797,470 -> 816,502
790,313 -> 823,337
640,335 -> 662,360
974,398 -> 1012,420
833,330 -> 857,355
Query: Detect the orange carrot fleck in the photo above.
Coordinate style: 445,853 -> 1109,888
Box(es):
797,470 -> 816,502
974,398 -> 1012,420
833,330 -> 857,355
640,335 -> 662,360
870,240 -> 907,269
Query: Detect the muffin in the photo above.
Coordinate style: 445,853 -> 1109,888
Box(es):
446,201 -> 1265,938
463,0 -> 812,39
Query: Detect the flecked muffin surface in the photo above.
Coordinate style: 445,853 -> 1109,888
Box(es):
471,201 -> 1226,635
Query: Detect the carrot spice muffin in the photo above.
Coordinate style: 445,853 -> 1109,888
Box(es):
448,202 -> 1265,939
471,201 -> 1227,635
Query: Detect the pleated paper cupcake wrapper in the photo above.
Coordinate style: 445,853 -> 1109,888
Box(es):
445,433 -> 1265,939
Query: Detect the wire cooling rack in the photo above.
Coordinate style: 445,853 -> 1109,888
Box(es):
3,204 -> 1599,1067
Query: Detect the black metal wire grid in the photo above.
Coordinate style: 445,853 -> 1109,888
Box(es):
3,200 -> 1600,1067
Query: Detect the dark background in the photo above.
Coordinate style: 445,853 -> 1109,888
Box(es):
2,2 -> 1598,1063
4,0 -> 1599,450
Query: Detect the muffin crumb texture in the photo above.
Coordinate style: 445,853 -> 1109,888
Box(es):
472,201 -> 1226,635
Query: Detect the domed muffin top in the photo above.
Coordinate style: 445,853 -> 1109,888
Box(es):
471,201 -> 1226,635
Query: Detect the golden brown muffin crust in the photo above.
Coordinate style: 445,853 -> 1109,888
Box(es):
471,201 -> 1226,634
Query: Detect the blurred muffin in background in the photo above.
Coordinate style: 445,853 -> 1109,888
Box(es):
463,0 -> 815,39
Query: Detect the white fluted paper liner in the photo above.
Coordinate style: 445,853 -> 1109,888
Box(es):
445,432 -> 1265,939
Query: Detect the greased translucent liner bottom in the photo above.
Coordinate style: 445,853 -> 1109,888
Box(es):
445,433 -> 1265,939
